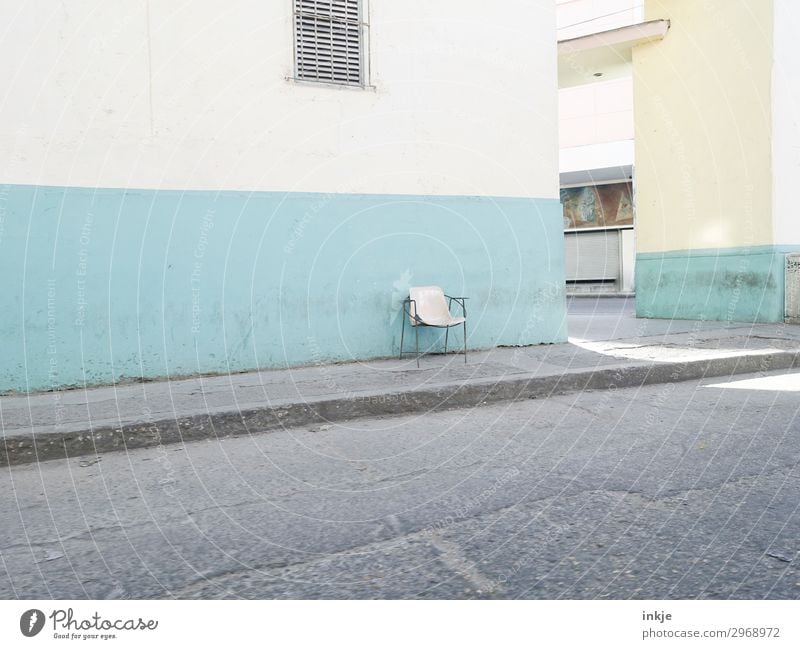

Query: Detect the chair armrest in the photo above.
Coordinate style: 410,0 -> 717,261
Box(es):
445,295 -> 468,317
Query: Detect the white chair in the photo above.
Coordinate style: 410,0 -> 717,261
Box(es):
400,286 -> 468,367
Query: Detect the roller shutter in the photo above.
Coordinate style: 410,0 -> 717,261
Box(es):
564,230 -> 620,282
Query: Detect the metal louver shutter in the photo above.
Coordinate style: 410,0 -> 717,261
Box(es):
564,230 -> 621,282
294,0 -> 362,85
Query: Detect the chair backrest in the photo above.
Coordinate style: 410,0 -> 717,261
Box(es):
409,286 -> 450,325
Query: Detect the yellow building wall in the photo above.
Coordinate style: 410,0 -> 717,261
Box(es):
633,0 -> 774,254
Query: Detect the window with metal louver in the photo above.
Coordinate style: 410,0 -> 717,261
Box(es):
294,0 -> 363,86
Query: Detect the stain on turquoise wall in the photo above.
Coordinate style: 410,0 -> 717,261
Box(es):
0,185 -> 566,393
636,246 -> 800,323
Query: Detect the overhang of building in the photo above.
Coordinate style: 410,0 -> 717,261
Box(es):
558,19 -> 670,56
557,19 -> 670,87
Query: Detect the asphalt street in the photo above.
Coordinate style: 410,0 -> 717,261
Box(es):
1,369 -> 798,599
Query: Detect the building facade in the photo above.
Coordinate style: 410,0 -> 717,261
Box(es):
0,0 -> 565,393
634,0 -> 800,322
557,0 -> 658,295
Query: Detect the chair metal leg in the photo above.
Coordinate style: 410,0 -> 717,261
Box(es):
463,320 -> 467,363
444,326 -> 449,354
399,315 -> 405,359
415,325 -> 420,368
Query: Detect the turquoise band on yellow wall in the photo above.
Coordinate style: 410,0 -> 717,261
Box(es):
0,184 -> 566,393
636,246 -> 800,323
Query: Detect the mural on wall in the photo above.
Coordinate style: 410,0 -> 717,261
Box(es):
561,182 -> 634,230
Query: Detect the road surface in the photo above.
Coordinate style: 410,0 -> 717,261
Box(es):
1,369 -> 798,599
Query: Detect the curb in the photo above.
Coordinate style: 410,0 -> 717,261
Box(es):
2,349 -> 798,467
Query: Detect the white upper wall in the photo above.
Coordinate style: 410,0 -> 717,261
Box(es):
557,0 -> 644,41
556,1 -> 637,177
772,0 -> 800,246
559,77 -> 633,149
0,0 -> 558,199
560,140 -> 634,175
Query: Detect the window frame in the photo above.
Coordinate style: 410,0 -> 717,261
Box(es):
291,0 -> 371,89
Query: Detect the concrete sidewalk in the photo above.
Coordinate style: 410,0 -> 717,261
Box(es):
2,299 -> 799,466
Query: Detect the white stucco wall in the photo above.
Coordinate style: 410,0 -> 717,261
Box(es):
559,76 -> 633,149
0,0 -> 558,199
560,141 -> 634,177
772,0 -> 800,246
556,2 -> 636,178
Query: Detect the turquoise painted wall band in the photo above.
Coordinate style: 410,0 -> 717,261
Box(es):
0,184 -> 567,393
635,246 -> 798,323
